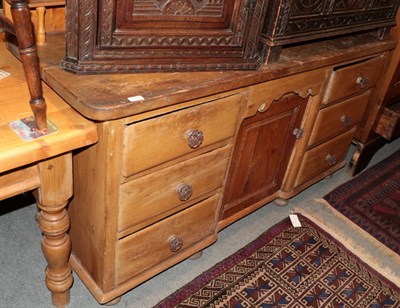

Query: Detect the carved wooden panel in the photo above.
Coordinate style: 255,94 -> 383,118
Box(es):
61,0 -> 269,73
261,0 -> 399,63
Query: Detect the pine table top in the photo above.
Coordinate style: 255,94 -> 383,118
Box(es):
0,39 -> 97,173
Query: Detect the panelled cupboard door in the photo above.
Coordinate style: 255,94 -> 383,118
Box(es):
62,0 -> 268,73
222,94 -> 308,219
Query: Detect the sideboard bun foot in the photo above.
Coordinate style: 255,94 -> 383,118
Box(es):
104,296 -> 122,306
189,251 -> 204,260
273,198 -> 289,207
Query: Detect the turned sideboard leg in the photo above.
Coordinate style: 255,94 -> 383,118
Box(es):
35,154 -> 74,307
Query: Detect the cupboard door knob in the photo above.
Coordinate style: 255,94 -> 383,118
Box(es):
176,183 -> 193,201
326,154 -> 337,166
340,115 -> 352,127
187,130 -> 204,149
356,77 -> 369,89
169,236 -> 183,252
292,128 -> 304,140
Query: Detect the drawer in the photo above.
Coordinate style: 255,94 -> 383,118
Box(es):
324,56 -> 385,104
118,146 -> 230,234
375,101 -> 400,141
122,94 -> 242,177
116,194 -> 219,284
296,128 -> 355,186
309,91 -> 371,146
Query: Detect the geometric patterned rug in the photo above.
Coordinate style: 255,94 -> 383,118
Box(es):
323,149 -> 400,255
155,215 -> 400,307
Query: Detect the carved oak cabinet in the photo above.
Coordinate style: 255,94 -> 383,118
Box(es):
261,0 -> 399,63
59,0 -> 399,73
36,30 -> 396,303
61,0 -> 268,73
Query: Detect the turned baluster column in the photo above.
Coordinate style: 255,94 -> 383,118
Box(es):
36,6 -> 46,46
34,154 -> 74,307
10,0 -> 48,131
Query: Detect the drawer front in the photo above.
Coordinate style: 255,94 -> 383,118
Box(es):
324,56 -> 385,104
375,102 -> 400,141
118,146 -> 230,234
309,91 -> 371,146
296,128 -> 355,186
116,194 -> 219,284
122,94 -> 241,177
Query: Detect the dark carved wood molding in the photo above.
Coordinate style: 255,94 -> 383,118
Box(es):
62,0 -> 268,73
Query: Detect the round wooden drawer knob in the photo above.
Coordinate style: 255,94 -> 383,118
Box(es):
326,154 -> 337,166
340,115 -> 352,127
292,127 -> 304,139
169,235 -> 183,252
177,183 -> 193,201
356,76 -> 369,89
187,130 -> 204,149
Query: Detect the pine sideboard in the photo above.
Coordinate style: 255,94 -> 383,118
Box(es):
31,31 -> 397,304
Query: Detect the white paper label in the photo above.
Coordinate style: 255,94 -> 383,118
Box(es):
0,70 -> 10,79
127,95 -> 144,102
289,214 -> 302,228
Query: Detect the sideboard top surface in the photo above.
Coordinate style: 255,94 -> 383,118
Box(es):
38,32 -> 397,121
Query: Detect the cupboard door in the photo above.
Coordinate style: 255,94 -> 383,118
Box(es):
222,95 -> 308,219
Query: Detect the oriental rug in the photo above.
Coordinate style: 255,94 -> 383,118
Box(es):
155,215 -> 400,307
322,149 -> 400,255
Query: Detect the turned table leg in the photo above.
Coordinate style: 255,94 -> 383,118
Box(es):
35,6 -> 46,46
35,154 -> 74,307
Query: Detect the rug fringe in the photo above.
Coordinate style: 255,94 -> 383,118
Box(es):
295,200 -> 400,287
